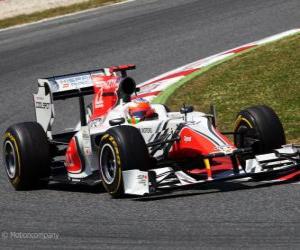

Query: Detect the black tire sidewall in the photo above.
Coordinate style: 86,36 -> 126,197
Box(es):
235,105 -> 285,154
3,122 -> 50,190
3,130 -> 22,188
99,134 -> 124,197
98,125 -> 150,197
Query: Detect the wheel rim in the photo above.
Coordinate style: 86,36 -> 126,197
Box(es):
235,124 -> 259,148
100,144 -> 117,184
4,141 -> 17,179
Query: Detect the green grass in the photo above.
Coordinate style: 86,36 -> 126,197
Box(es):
165,33 -> 300,143
0,0 -> 122,29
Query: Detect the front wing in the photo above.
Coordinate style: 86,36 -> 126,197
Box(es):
122,145 -> 300,196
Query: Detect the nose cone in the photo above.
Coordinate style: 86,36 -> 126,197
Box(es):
169,126 -> 235,158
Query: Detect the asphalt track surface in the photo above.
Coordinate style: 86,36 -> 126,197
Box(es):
0,0 -> 300,249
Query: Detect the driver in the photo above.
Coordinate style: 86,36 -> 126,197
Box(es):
127,98 -> 157,124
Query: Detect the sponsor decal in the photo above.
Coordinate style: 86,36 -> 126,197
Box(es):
184,136 -> 192,142
35,102 -> 50,109
91,74 -> 120,90
81,126 -> 92,156
137,173 -> 148,186
63,83 -> 70,89
89,118 -> 104,128
214,145 -> 235,153
107,136 -> 121,165
55,73 -> 93,91
140,128 -> 153,134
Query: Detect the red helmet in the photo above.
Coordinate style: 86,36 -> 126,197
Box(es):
127,99 -> 155,123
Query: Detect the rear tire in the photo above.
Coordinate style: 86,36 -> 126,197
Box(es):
3,122 -> 51,190
98,125 -> 150,198
234,105 -> 286,178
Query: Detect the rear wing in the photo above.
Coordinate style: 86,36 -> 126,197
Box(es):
33,65 -> 136,138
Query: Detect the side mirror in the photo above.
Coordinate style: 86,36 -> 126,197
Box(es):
180,105 -> 194,114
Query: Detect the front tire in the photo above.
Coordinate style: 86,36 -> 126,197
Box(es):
234,105 -> 286,179
3,122 -> 51,190
234,105 -> 285,154
98,125 -> 150,198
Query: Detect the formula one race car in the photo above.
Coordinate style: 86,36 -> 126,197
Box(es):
3,65 -> 300,197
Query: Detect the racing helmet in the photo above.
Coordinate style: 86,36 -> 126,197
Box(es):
127,99 -> 155,124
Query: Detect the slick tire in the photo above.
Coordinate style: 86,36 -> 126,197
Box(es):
3,122 -> 51,190
234,105 -> 286,178
98,125 -> 150,198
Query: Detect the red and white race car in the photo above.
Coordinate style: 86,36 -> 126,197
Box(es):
3,65 -> 300,197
